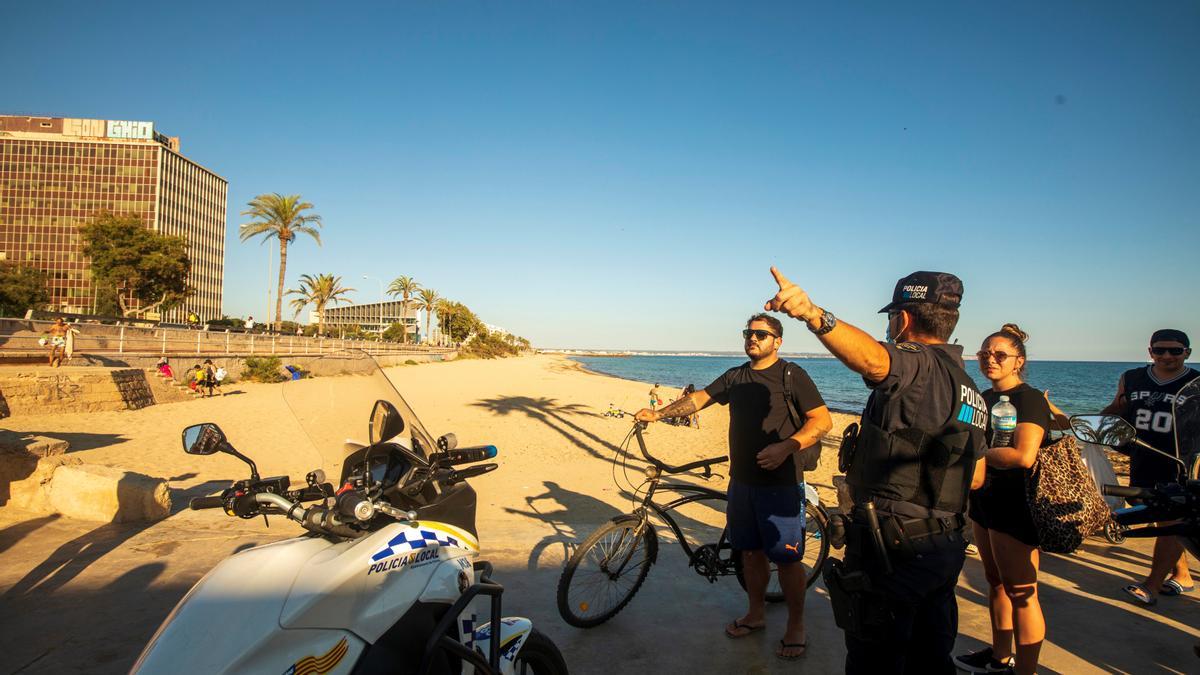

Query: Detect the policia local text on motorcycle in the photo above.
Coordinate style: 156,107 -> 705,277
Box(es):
765,268 -> 988,675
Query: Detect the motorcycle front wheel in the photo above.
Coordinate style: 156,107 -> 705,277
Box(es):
512,628 -> 569,674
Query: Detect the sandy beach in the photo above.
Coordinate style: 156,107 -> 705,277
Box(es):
1,354 -> 1197,673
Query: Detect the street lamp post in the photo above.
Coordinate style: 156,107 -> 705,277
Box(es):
363,275 -> 384,341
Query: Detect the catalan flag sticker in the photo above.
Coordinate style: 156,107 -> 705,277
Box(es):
283,637 -> 349,675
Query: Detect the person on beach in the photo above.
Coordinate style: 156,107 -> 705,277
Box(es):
680,383 -> 700,428
43,318 -> 71,367
244,316 -> 255,332
649,383 -> 662,409
201,359 -> 217,398
955,324 -> 1050,675
156,357 -> 174,379
188,364 -> 203,392
765,267 -> 987,674
636,313 -> 833,660
1103,328 -> 1198,605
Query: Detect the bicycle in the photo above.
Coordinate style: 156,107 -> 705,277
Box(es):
556,419 -> 830,628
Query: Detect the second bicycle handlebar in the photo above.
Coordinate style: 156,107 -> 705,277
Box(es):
632,422 -> 727,475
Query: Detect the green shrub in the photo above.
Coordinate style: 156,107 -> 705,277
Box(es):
405,359 -> 419,366
242,356 -> 285,382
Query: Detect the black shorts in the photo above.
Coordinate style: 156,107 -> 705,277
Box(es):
1129,454 -> 1181,488
969,474 -> 1039,548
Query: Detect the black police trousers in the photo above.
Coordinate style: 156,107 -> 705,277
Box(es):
842,535 -> 966,675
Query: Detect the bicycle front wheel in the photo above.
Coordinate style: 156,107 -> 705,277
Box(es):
556,515 -> 658,628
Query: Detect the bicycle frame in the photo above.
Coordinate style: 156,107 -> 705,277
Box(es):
634,474 -> 731,566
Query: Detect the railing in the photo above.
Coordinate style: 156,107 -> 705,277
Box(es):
0,318 -> 455,358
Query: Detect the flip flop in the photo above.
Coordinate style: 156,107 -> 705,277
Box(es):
724,619 -> 765,639
777,639 -> 807,660
1122,583 -> 1157,606
1161,579 -> 1195,596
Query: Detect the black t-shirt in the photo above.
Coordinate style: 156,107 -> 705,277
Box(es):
977,383 -> 1052,501
705,359 -> 825,486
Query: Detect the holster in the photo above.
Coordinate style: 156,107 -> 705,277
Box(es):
822,558 -> 894,637
838,423 -> 859,473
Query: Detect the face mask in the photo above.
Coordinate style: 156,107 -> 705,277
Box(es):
885,319 -> 896,344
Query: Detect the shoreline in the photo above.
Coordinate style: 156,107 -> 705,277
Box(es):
564,354 -> 863,417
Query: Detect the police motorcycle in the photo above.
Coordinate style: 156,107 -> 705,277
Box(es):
133,353 -> 568,675
1065,375 -> 1200,561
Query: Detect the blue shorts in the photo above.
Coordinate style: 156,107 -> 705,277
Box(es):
727,479 -> 806,564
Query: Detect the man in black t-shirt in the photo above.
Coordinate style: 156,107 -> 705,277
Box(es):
1103,328 -> 1197,604
636,313 -> 832,660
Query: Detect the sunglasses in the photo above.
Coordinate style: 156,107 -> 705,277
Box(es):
743,329 -> 778,341
976,350 -> 1018,364
1151,347 -> 1187,356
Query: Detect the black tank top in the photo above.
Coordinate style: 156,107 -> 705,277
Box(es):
1121,366 -> 1200,456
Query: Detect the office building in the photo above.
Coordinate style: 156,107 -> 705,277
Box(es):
0,115 -> 227,321
318,301 -> 421,339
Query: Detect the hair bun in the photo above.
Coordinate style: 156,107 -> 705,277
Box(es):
1000,323 -> 1029,343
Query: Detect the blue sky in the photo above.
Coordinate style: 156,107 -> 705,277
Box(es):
3,2 -> 1197,360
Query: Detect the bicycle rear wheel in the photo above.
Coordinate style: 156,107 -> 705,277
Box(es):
735,502 -> 830,601
557,515 -> 658,628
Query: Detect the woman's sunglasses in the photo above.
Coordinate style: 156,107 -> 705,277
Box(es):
743,329 -> 777,341
976,350 -> 1017,364
1151,347 -> 1187,356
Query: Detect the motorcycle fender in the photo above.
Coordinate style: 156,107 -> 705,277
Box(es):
471,617 -> 533,674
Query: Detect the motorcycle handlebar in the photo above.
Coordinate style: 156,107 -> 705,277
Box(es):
429,445 -> 498,466
1103,484 -> 1154,500
189,495 -> 226,510
336,492 -> 373,521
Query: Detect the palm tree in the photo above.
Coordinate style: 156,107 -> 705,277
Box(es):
416,288 -> 439,345
240,193 -> 323,332
386,275 -> 421,343
286,274 -> 355,337
435,298 -> 453,345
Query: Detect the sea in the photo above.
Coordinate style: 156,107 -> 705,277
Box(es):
569,353 -> 1151,415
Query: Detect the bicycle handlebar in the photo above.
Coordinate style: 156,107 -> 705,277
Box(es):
632,423 -> 726,475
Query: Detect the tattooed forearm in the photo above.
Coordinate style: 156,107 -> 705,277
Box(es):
656,396 -> 698,419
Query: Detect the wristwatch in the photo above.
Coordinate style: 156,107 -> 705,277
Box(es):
808,309 -> 837,336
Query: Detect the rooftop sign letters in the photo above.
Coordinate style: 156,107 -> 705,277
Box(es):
106,120 -> 154,140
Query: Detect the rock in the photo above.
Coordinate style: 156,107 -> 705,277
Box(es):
48,464 -> 171,522
0,433 -> 69,457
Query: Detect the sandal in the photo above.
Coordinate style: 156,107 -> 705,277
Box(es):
777,639 -> 807,660
1122,583 -> 1157,606
724,619 -> 764,639
1161,579 -> 1195,596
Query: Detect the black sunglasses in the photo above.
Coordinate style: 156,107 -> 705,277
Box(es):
743,329 -> 777,341
976,350 -> 1017,364
1151,346 -> 1188,356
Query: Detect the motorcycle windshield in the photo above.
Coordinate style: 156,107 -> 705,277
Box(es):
1174,376 -> 1200,465
281,352 -> 437,478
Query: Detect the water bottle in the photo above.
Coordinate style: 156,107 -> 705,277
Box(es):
990,395 -> 1018,447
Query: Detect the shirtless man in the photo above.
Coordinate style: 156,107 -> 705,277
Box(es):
44,318 -> 70,367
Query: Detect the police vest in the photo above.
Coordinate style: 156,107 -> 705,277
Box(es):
847,347 -> 987,516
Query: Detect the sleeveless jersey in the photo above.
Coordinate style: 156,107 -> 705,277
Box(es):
1121,366 -> 1200,456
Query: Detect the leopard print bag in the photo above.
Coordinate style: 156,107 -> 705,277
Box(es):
1025,434 -> 1114,553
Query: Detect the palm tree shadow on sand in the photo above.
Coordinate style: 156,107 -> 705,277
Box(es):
470,394 -> 639,464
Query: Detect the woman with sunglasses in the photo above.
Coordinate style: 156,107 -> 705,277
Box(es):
955,324 -> 1050,675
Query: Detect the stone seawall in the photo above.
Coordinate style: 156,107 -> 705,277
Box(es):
0,367 -> 157,417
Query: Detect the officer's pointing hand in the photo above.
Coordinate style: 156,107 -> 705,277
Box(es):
765,266 -> 820,323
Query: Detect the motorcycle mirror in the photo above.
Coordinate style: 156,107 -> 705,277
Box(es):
182,423 -> 227,455
1068,414 -> 1137,450
438,432 -> 458,452
369,400 -> 405,445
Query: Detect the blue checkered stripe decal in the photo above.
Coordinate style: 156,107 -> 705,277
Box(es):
372,529 -> 460,562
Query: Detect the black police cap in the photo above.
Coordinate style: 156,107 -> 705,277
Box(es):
878,271 -> 964,313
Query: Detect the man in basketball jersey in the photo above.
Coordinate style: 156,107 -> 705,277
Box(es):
1104,328 -> 1197,605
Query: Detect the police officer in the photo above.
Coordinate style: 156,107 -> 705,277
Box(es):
765,267 -> 987,674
